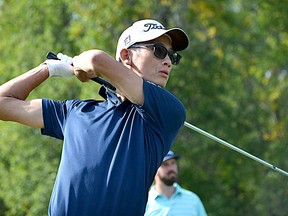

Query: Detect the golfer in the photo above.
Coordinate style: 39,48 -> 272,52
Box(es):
0,19 -> 189,215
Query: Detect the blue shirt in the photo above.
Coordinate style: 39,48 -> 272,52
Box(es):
41,80 -> 186,216
145,183 -> 207,216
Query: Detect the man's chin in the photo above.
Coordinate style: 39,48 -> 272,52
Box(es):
162,177 -> 177,186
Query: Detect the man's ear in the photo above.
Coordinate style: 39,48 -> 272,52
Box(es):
119,49 -> 132,65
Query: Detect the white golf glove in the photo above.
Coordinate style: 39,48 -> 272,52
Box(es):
43,53 -> 74,77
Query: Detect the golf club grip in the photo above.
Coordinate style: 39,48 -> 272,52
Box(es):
46,52 -> 116,91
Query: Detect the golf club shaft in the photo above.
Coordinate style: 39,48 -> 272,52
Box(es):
184,121 -> 288,176
45,52 -> 287,176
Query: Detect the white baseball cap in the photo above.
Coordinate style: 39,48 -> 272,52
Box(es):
115,19 -> 189,61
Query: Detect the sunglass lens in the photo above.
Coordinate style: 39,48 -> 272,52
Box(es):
153,44 -> 181,65
168,52 -> 181,65
154,45 -> 167,59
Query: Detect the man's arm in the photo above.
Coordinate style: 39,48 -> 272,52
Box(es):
0,65 -> 49,128
72,50 -> 144,105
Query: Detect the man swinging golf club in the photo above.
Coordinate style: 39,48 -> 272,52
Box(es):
0,19 -> 189,215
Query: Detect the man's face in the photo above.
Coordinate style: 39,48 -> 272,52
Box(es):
129,35 -> 173,87
156,158 -> 178,186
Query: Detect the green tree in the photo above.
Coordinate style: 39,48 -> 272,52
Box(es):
0,0 -> 287,215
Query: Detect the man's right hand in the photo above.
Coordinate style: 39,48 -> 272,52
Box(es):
43,53 -> 74,77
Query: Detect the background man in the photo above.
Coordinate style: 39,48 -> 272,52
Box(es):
145,150 -> 208,216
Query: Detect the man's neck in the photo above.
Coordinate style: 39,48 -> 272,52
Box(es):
155,182 -> 176,199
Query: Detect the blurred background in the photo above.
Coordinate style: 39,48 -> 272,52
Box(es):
0,0 -> 287,215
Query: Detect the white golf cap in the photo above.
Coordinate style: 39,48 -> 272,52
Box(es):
115,19 -> 189,61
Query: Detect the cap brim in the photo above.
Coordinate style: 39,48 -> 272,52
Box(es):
163,154 -> 180,162
136,28 -> 189,51
165,28 -> 189,51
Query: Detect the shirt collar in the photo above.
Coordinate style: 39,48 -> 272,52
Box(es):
149,183 -> 182,200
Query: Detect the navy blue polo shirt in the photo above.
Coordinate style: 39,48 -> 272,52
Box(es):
41,80 -> 185,216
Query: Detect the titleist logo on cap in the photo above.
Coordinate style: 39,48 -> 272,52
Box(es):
143,23 -> 165,32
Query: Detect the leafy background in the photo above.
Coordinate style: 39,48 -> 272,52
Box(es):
0,0 -> 287,215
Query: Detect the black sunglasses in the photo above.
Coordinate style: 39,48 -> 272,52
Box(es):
129,43 -> 182,65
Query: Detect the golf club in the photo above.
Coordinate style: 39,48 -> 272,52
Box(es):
46,51 -> 288,176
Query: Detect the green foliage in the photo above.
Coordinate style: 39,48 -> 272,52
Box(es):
0,0 -> 287,215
